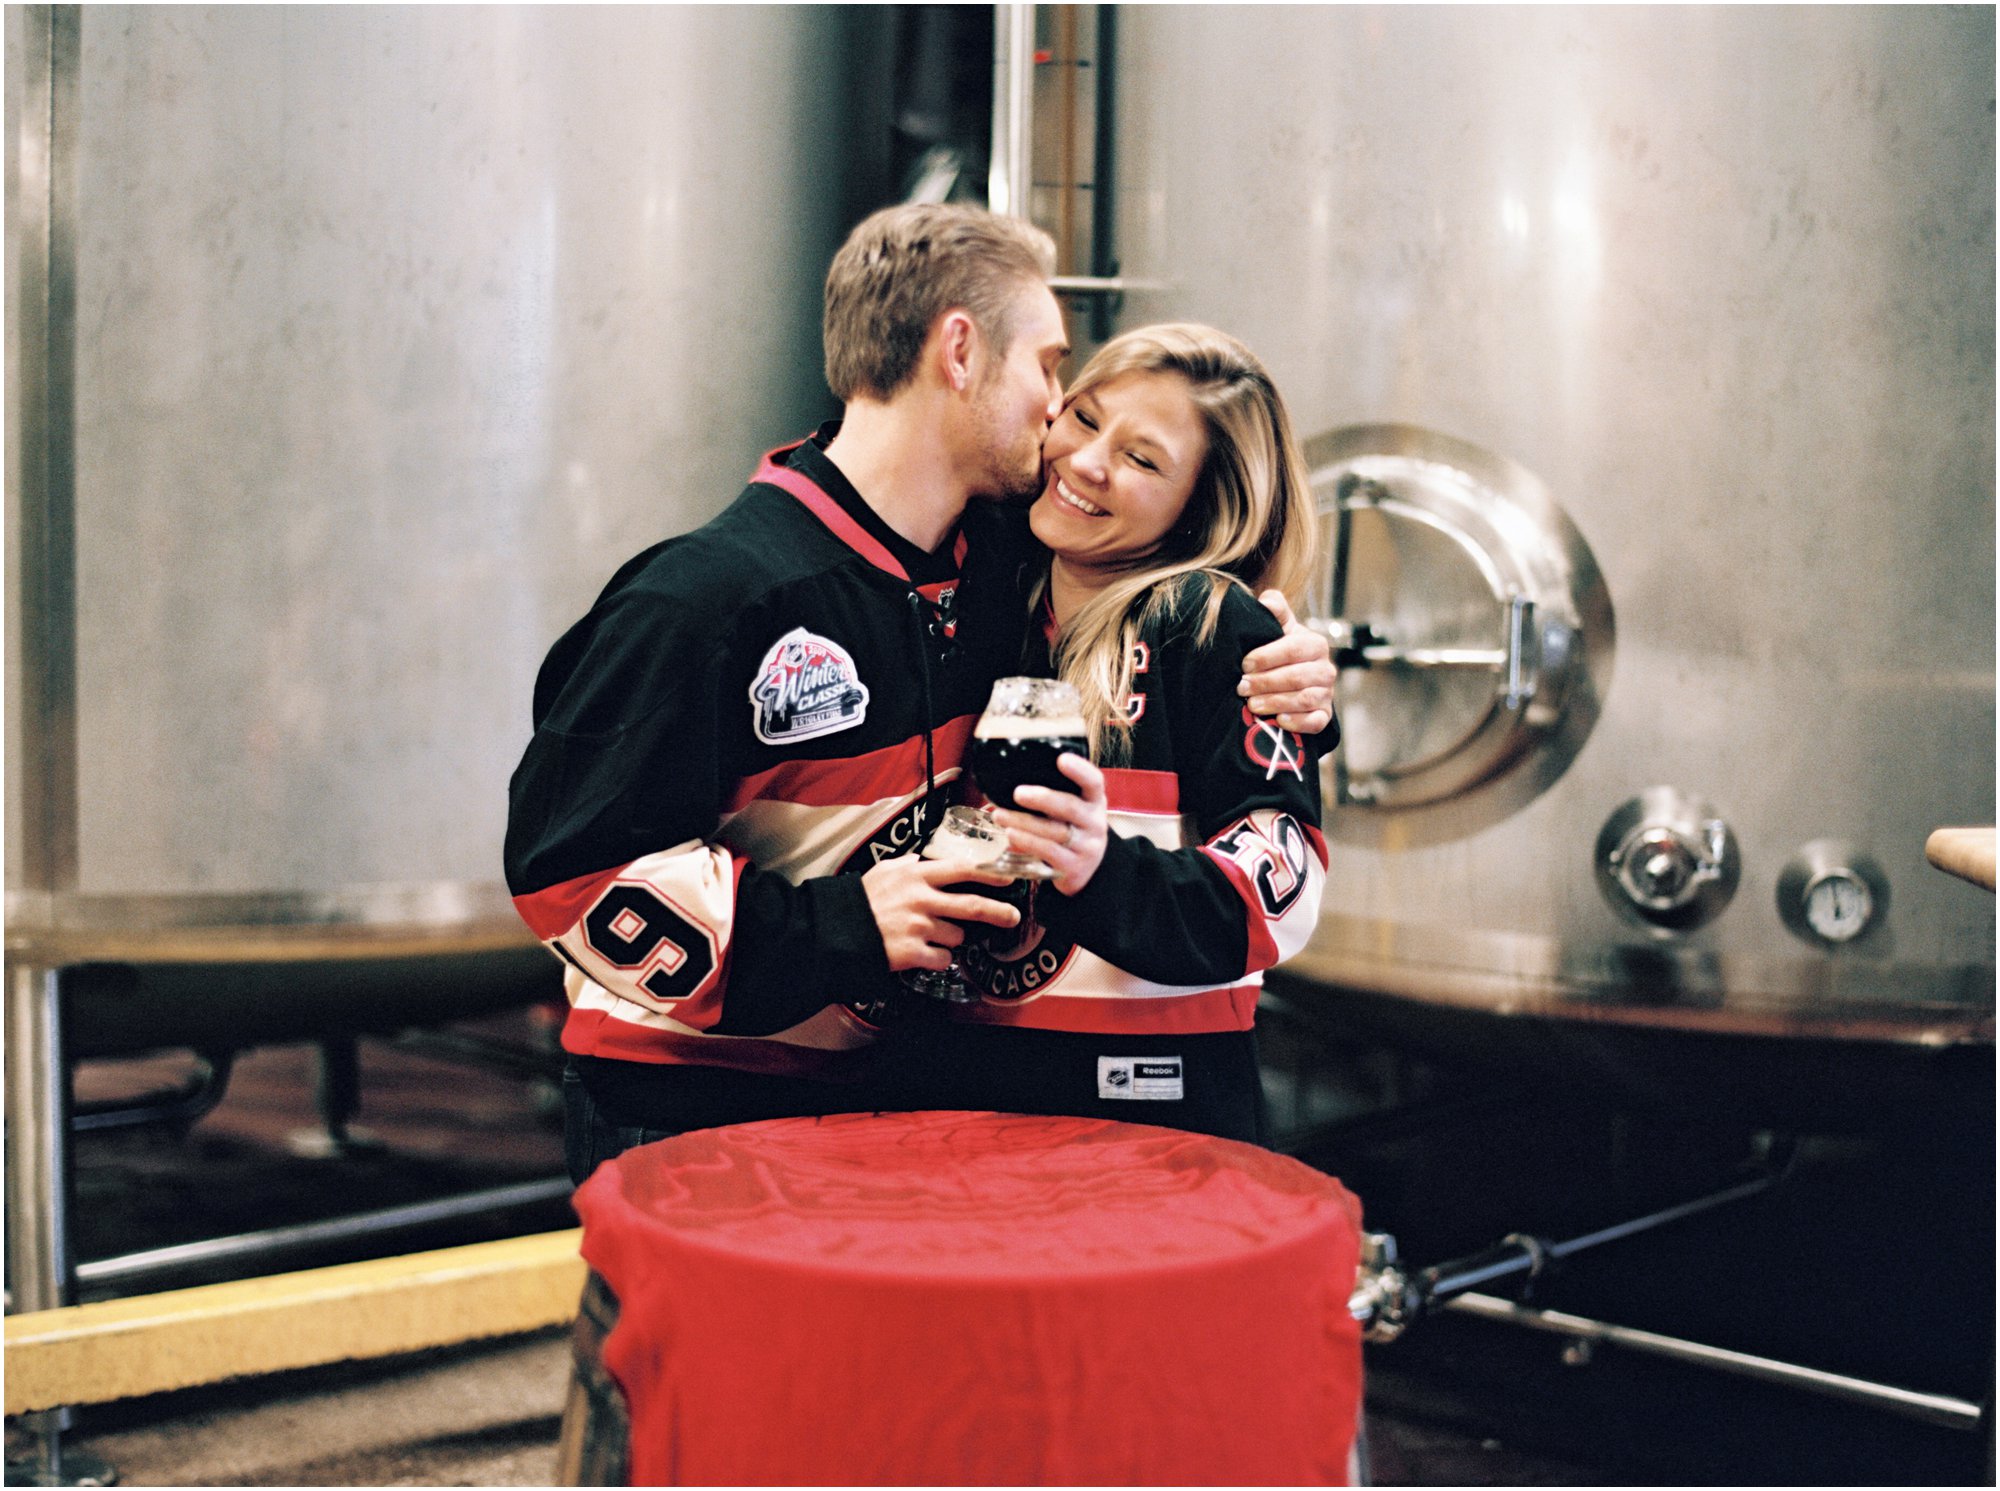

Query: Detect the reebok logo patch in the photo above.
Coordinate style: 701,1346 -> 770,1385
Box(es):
1098,1055 -> 1184,1101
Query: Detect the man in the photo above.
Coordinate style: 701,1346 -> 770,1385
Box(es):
504,205 -> 1334,1182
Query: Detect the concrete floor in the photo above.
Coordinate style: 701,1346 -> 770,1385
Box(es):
34,1327 -> 1612,1489
19,1011 -> 1990,1487
23,1333 -> 571,1488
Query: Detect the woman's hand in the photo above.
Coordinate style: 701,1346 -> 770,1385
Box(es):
994,752 -> 1109,895
1240,589 -> 1336,735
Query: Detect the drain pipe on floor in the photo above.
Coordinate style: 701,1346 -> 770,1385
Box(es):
1347,1172 -> 1985,1433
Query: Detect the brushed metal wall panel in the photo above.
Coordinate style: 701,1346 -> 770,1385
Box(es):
1110,5 -> 1994,992
66,6 -> 859,897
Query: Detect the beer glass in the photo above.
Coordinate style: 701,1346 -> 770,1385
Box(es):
970,676 -> 1090,878
905,806 -> 1034,1002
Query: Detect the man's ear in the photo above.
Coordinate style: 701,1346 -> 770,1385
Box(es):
935,308 -> 980,393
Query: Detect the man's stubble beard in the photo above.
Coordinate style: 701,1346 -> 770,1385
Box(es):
992,441 -> 1045,505
968,387 -> 1048,507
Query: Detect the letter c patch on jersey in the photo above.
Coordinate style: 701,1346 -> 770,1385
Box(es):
749,628 -> 871,745
1241,705 -> 1305,780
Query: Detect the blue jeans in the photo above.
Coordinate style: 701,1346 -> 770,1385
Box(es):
561,1054 -> 898,1185
562,1065 -> 677,1185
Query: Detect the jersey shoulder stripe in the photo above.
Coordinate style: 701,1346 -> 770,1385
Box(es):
1100,767 -> 1179,816
726,715 -> 977,811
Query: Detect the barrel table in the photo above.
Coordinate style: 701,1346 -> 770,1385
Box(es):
560,1109 -> 1365,1486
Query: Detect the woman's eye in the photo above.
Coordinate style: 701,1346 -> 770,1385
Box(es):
1130,453 -> 1158,472
1074,410 -> 1098,431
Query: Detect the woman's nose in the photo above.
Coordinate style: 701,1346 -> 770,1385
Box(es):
1071,437 -> 1109,484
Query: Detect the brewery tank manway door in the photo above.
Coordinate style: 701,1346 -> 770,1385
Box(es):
1304,422 -> 1616,849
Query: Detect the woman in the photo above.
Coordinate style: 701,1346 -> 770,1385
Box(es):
913,323 -> 1330,1144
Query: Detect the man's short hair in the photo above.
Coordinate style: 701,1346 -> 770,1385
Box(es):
824,204 -> 1057,403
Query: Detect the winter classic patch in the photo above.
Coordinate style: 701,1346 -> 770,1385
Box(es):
749,628 -> 871,745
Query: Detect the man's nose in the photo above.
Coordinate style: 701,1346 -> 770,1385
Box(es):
1044,378 -> 1064,421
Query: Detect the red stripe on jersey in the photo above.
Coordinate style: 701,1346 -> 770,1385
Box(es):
1303,822 -> 1330,869
755,444 -> 970,589
753,446 -> 908,580
756,441 -> 928,579
513,866 -> 627,942
1199,846 -> 1282,972
560,1007 -> 866,1077
1101,768 -> 1179,815
953,983 -> 1259,1034
725,715 -> 978,810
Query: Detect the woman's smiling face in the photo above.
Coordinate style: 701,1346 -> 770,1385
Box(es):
1029,370 -> 1209,577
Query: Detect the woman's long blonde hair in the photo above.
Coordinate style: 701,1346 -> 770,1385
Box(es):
1032,324 -> 1316,761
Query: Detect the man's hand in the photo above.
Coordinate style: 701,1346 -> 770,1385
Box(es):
862,856 -> 1021,973
1242,589 -> 1337,736
994,753 -> 1109,896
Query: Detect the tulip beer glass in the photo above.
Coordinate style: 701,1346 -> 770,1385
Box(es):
969,677 -> 1090,878
904,806 -> 1036,1003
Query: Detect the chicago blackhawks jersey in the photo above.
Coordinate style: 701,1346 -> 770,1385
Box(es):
952,576 -> 1330,1034
504,428 -> 1035,1077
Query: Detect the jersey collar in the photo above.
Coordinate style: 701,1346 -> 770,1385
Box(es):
752,424 -> 967,585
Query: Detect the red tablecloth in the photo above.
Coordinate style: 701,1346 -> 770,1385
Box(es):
573,1110 -> 1365,1486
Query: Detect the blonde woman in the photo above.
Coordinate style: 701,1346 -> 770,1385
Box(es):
917,324 -> 1332,1143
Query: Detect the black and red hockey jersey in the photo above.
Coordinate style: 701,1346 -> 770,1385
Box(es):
952,576 -> 1330,1034
504,428 -> 1036,1077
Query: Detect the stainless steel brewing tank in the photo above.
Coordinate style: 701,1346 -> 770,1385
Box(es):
6,7 -> 868,994
1105,6 -> 1995,1090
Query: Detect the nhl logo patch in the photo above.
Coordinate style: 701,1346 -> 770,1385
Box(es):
749,627 -> 871,745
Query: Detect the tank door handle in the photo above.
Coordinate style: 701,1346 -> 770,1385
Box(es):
1503,594 -> 1537,710
1309,601 -> 1537,707
1697,819 -> 1730,883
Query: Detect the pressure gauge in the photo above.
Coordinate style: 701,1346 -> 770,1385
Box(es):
1803,871 -> 1873,943
1778,842 -> 1888,948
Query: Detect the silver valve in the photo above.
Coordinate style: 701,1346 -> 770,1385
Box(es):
1595,789 -> 1741,933
1348,1231 -> 1421,1344
1609,818 -> 1730,913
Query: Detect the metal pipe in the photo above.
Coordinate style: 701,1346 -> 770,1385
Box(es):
0,965 -> 96,1486
1444,1291 -> 1985,1432
989,3 -> 1035,218
1054,5 -> 1076,268
1087,3 -> 1118,341
1544,1173 -> 1780,1263
1421,1172 -> 1780,1303
9,2 -> 81,897
6,965 -> 71,1315
5,23 -> 96,1481
71,1050 -> 234,1133
74,1177 -> 577,1290
1345,646 -> 1508,670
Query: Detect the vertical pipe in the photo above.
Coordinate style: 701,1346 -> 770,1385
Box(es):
9,3 -> 81,899
989,3 -> 1035,218
5,18 -> 84,1478
1088,4 -> 1118,340
1055,6 -> 1077,272
4,965 -> 71,1316
6,0 -> 80,1323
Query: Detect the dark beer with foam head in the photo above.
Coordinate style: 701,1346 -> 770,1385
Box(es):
970,678 -> 1088,810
